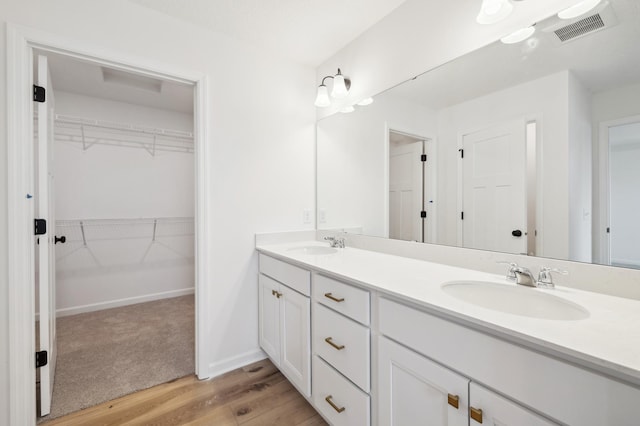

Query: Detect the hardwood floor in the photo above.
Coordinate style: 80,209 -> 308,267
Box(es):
42,359 -> 327,426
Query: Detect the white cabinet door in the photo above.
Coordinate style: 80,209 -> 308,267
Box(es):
379,336 -> 469,426
258,274 -> 281,365
280,285 -> 311,397
469,383 -> 557,426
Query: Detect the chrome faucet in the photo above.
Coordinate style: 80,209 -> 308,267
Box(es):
513,266 -> 536,287
324,236 -> 345,248
536,267 -> 568,289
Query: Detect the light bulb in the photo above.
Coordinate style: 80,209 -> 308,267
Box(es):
477,0 -> 513,25
314,85 -> 331,107
331,71 -> 349,99
500,25 -> 536,44
558,0 -> 601,20
340,106 -> 355,113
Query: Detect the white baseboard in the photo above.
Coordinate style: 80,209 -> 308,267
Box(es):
207,349 -> 267,379
35,288 -> 195,320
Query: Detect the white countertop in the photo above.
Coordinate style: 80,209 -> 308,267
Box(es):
256,240 -> 640,386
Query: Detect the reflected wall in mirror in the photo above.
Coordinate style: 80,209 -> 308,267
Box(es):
317,0 -> 640,268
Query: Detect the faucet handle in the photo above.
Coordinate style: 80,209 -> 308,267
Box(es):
537,267 -> 568,288
496,261 -> 518,281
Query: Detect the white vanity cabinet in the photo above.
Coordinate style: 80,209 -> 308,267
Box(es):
258,255 -> 311,397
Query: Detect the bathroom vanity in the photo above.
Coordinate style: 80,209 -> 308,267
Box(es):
256,239 -> 640,426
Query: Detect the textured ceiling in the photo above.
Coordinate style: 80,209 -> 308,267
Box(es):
129,0 -> 408,67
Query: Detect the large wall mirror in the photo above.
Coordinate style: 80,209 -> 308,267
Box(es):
317,0 -> 640,268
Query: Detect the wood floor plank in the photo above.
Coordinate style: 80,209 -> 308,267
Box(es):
42,359 -> 326,426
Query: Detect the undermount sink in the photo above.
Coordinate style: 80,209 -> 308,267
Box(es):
287,245 -> 338,255
442,281 -> 589,321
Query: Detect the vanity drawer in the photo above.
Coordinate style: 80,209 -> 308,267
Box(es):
313,355 -> 370,426
314,303 -> 370,392
314,274 -> 370,325
259,254 -> 310,296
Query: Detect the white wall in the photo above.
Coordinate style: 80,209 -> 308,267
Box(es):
567,73 -> 593,263
0,0 -> 316,420
52,91 -> 195,315
316,0 -> 580,119
317,92 -> 435,236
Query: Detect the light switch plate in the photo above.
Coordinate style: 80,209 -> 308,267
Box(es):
303,209 -> 312,224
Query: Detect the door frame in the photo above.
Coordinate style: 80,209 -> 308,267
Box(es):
7,23 -> 212,424
598,114 -> 640,265
383,124 -> 436,242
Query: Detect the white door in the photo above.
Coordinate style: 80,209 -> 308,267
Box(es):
279,285 -> 311,397
469,383 -> 556,425
390,141 -> 424,242
258,274 -> 281,365
378,336 -> 469,426
462,120 -> 526,254
36,54 -> 57,417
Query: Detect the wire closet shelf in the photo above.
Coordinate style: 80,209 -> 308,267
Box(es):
53,114 -> 194,155
56,217 -> 194,246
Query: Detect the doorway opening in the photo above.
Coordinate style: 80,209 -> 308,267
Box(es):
388,129 -> 434,243
34,50 -> 197,420
7,25 -> 210,425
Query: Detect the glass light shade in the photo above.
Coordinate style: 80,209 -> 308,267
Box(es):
357,97 -> 374,106
500,25 -> 536,44
340,105 -> 355,113
476,0 -> 513,25
314,85 -> 331,107
331,74 -> 349,99
558,0 -> 601,19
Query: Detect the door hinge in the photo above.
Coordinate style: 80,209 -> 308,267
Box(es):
461,211 -> 464,220
33,85 -> 46,103
36,350 -> 48,368
420,211 -> 427,218
34,218 -> 47,235
458,148 -> 464,158
421,154 -> 427,162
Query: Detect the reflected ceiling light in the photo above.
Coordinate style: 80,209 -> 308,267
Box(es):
500,25 -> 536,44
558,0 -> 601,20
476,0 -> 514,25
357,97 -> 374,106
340,106 -> 355,113
314,68 -> 351,107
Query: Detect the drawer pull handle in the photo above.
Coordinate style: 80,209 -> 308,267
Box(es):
324,292 -> 345,303
324,337 -> 345,350
325,395 -> 346,413
447,393 -> 459,409
470,407 -> 483,423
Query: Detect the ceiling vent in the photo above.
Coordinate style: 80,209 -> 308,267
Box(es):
554,14 -> 605,42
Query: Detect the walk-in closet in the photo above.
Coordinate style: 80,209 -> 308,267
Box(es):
34,50 -> 196,421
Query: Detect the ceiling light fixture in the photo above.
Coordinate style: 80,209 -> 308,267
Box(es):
314,68 -> 351,107
476,0 -> 514,25
500,24 -> 536,44
557,0 -> 601,20
357,97 -> 374,106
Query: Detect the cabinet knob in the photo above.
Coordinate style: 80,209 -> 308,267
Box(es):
470,406 -> 483,423
447,393 -> 459,409
325,395 -> 346,413
324,292 -> 345,303
275,291 -> 283,298
324,337 -> 345,350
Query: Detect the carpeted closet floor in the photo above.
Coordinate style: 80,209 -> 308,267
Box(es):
40,295 -> 195,422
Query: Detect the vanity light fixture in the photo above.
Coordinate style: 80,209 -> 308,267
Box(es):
340,105 -> 355,113
314,68 -> 351,107
476,0 -> 514,25
558,0 -> 601,19
357,97 -> 374,106
500,24 -> 536,44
